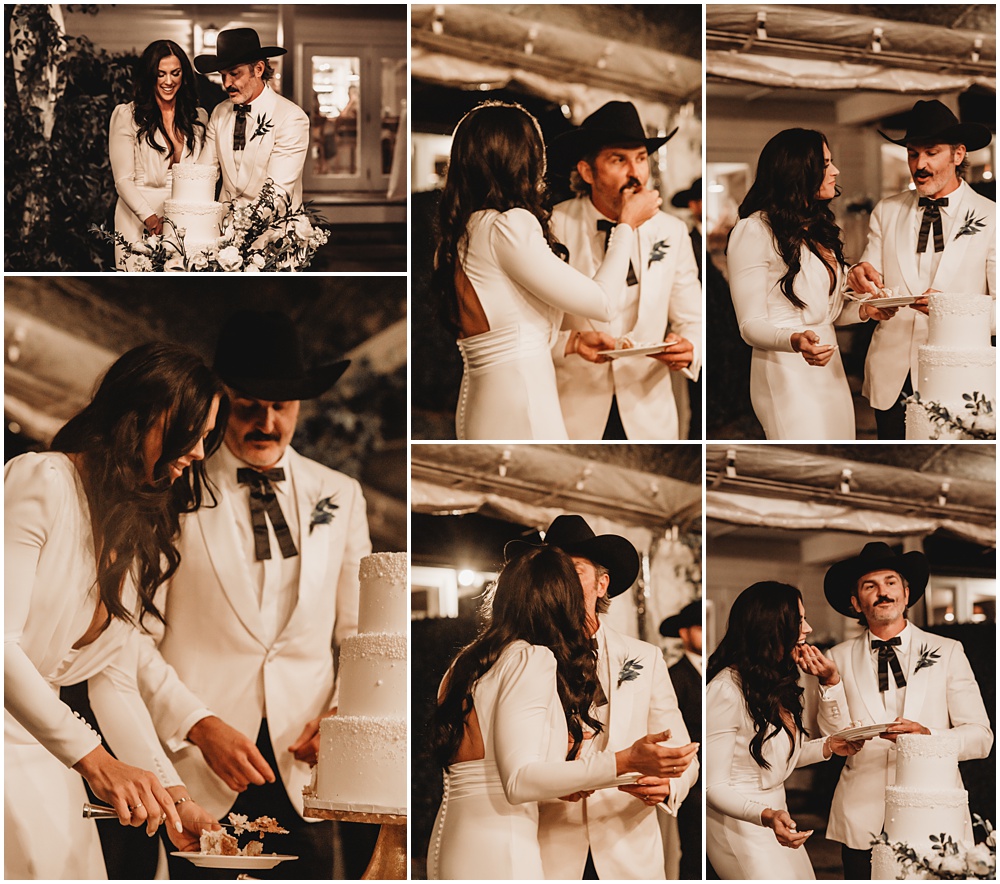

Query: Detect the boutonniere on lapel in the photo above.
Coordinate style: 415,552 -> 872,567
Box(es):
309,496 -> 339,534
914,643 -> 941,673
617,657 -> 644,688
954,210 -> 986,240
647,239 -> 670,268
250,113 -> 275,143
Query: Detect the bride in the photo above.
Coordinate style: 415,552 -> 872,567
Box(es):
706,581 -> 861,880
427,545 -> 680,879
5,343 -> 226,878
727,129 -> 896,440
109,40 -> 208,269
431,101 -> 660,440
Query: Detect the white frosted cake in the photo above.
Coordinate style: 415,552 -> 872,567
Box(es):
164,163 -> 224,253
304,551 -> 407,816
871,734 -> 972,879
906,292 -> 996,439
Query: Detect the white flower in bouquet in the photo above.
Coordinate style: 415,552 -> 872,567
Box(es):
133,255 -> 153,272
251,254 -> 266,269
131,240 -> 154,256
309,228 -> 329,248
163,254 -> 185,272
147,234 -> 161,248
932,852 -> 967,877
967,843 -> 995,877
970,412 -> 996,436
217,245 -> 244,272
292,216 -> 314,241
244,264 -> 261,273
190,251 -> 211,271
259,203 -> 274,221
251,228 -> 283,251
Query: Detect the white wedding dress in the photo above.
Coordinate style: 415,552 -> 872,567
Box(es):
4,453 -> 188,879
706,668 -> 831,880
728,212 -> 862,440
427,641 -> 622,880
455,208 -> 633,440
108,103 -> 209,269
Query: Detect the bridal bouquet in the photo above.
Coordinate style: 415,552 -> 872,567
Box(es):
91,179 -> 329,272
872,817 -> 996,879
905,392 -> 996,440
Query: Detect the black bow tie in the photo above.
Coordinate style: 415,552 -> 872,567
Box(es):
917,197 -> 948,253
596,219 -> 638,287
236,467 -> 298,562
871,637 -> 907,693
233,103 -> 252,151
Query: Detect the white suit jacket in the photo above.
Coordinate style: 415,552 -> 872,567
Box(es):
860,182 -> 996,410
200,85 -> 310,206
537,625 -> 698,880
817,624 -> 992,849
551,197 -> 703,440
139,446 -> 370,819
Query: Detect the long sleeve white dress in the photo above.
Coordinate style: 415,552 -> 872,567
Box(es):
454,208 -> 633,440
427,641 -> 623,880
705,668 -> 829,881
108,103 -> 209,268
4,452 -> 191,879
727,212 -> 862,440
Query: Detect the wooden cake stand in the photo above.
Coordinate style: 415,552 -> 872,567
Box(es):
304,806 -> 406,880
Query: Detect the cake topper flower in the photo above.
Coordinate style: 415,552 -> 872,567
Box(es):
954,210 -> 986,240
914,643 -> 941,674
310,495 -> 339,533
617,657 -> 644,688
648,239 -> 670,268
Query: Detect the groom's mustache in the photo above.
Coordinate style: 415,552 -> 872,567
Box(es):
620,177 -> 642,194
913,170 -> 932,180
873,595 -> 895,605
244,430 -> 281,443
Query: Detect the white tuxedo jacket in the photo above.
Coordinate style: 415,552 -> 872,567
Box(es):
537,625 -> 697,879
551,198 -> 703,440
200,85 -> 310,206
817,624 -> 992,849
860,182 -> 996,410
139,446 -> 370,819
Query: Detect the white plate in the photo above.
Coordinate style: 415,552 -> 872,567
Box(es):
834,722 -> 896,741
170,852 -> 298,870
851,295 -> 920,308
598,342 -> 680,359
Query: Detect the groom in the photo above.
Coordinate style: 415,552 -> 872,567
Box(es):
547,102 -> 703,440
847,100 -> 996,439
512,515 -> 699,879
806,542 -> 992,879
195,28 -> 310,206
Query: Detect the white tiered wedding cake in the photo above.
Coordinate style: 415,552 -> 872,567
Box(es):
304,551 -> 407,816
906,292 -> 996,439
164,163 -> 224,254
871,733 -> 973,879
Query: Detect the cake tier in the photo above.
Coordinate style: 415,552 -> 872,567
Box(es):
882,785 -> 968,843
915,346 -> 995,404
170,163 -> 219,203
337,632 -> 406,719
312,715 -> 406,814
164,200 -> 224,250
358,552 -> 408,635
926,292 -> 993,349
894,733 -> 961,788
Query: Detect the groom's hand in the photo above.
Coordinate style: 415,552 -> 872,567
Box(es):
187,715 -> 275,791
909,289 -> 937,316
880,717 -> 931,743
618,775 -> 670,806
650,334 -> 694,370
848,261 -> 883,296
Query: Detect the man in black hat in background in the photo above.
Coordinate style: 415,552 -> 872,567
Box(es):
659,601 -> 701,879
520,515 -> 699,879
195,28 -> 310,206
547,102 -> 703,441
847,99 -> 996,439
795,542 -> 992,880
138,310 -> 372,878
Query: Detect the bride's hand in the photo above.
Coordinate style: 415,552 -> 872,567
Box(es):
618,187 -> 662,230
791,643 -> 840,686
566,330 -> 617,363
761,808 -> 813,848
824,736 -> 865,758
143,214 -> 164,236
619,730 -> 699,778
166,788 -> 219,852
791,330 -> 836,367
558,790 -> 594,802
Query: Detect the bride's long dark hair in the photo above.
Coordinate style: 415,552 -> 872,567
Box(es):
432,545 -> 604,768
132,40 -> 206,157
706,581 -> 807,769
737,128 -> 846,309
52,342 -> 228,630
431,101 -> 560,334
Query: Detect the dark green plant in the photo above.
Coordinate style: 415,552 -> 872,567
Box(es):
5,5 -> 135,270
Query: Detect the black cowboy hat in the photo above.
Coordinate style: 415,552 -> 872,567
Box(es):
504,514 -> 640,598
823,542 -> 929,618
670,178 -> 701,209
877,99 -> 992,152
194,28 -> 287,75
213,310 -> 349,401
549,101 -> 678,174
659,600 -> 701,637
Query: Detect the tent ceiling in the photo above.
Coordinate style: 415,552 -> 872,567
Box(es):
411,4 -> 701,106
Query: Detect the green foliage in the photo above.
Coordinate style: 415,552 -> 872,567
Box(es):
5,6 -> 135,270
